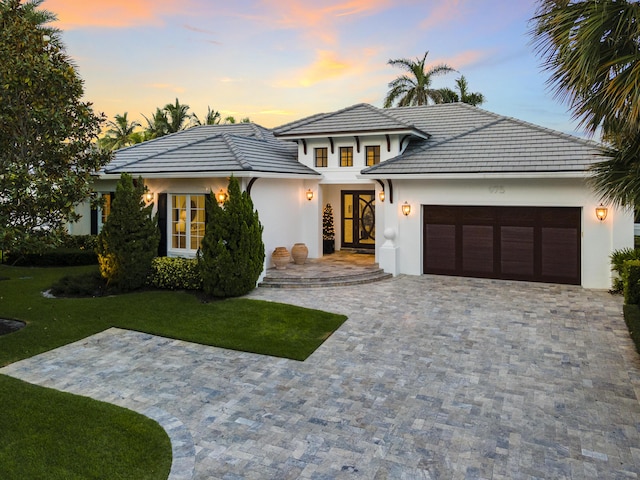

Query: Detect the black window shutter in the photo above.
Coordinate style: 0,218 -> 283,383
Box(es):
90,207 -> 98,235
157,193 -> 168,257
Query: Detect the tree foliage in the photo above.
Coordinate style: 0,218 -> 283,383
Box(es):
438,76 -> 485,106
383,51 -> 456,108
98,112 -> 142,151
199,176 -> 265,298
0,0 -> 110,253
95,173 -> 159,291
531,0 -> 640,207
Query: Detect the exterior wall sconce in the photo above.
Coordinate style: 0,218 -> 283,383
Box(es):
401,201 -> 411,216
306,189 -> 314,201
216,189 -> 227,204
379,190 -> 385,202
144,191 -> 153,203
595,204 -> 608,221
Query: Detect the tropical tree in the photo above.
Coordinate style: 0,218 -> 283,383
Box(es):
192,106 -> 221,126
163,98 -> 192,133
531,0 -> 640,207
436,76 -> 485,106
99,112 -> 142,150
3,0 -> 61,45
142,107 -> 169,140
0,0 -> 111,254
383,51 -> 456,108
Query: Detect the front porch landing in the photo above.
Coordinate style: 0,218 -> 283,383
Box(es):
259,250 -> 392,288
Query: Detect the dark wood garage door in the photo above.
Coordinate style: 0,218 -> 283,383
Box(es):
423,206 -> 581,285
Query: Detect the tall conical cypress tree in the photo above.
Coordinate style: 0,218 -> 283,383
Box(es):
95,173 -> 159,291
199,176 -> 265,298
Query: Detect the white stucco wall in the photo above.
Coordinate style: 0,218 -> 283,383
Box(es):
378,176 -> 633,289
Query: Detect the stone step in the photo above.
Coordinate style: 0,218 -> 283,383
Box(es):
258,268 -> 392,288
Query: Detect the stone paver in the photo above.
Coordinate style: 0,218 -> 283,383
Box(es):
2,275 -> 640,479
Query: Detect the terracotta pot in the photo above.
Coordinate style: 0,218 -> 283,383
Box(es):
291,243 -> 309,265
272,247 -> 290,270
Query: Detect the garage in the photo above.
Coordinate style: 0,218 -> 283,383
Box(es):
423,205 -> 581,285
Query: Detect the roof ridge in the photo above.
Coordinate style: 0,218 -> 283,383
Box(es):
221,133 -> 253,171
274,103 -> 372,134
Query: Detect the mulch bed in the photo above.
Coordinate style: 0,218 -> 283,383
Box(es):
0,319 -> 25,336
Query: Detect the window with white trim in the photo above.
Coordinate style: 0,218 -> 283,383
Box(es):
171,194 -> 205,252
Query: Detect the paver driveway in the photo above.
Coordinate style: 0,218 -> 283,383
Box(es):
2,275 -> 640,479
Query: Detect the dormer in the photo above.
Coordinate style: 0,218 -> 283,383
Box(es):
273,104 -> 430,177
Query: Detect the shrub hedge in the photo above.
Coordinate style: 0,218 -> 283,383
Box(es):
149,257 -> 203,291
623,259 -> 640,305
5,247 -> 97,266
623,304 -> 640,355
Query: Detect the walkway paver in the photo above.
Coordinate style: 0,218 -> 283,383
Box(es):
2,275 -> 640,479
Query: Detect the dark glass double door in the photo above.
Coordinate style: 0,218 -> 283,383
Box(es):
341,191 -> 375,249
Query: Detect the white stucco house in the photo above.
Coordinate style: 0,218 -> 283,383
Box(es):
69,102 -> 633,289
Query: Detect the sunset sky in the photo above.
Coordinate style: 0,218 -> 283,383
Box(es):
43,0 -> 586,136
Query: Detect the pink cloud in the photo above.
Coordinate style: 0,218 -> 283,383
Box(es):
45,0 -> 191,29
420,0 -> 468,30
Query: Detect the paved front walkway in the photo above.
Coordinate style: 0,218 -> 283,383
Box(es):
2,275 -> 640,479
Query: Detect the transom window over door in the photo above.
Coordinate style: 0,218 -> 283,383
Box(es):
171,194 -> 205,252
340,147 -> 353,167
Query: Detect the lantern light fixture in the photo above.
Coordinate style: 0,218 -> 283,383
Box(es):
144,191 -> 153,203
216,189 -> 227,204
401,201 -> 411,216
595,204 -> 608,222
379,190 -> 385,202
306,189 -> 314,201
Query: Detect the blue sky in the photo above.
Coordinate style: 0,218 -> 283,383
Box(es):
45,0 -> 585,136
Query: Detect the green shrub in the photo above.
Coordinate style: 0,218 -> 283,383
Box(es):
61,234 -> 97,250
200,176 -> 265,298
5,248 -> 97,266
150,257 -> 202,291
623,304 -> 640,355
610,248 -> 640,293
49,271 -> 108,297
96,173 -> 160,291
623,259 -> 640,305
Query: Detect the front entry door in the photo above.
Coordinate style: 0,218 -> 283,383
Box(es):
341,191 -> 375,249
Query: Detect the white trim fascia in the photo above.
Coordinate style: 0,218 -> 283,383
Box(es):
357,171 -> 589,180
277,129 -> 429,141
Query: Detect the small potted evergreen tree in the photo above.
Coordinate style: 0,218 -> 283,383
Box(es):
323,203 -> 335,254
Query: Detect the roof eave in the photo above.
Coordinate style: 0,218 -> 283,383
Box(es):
358,170 -> 590,180
275,128 -> 430,140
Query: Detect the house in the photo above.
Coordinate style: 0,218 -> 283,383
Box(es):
69,103 -> 633,289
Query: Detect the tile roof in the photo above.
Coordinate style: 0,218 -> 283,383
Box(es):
102,124 -> 320,177
273,103 -> 429,138
361,103 -> 606,176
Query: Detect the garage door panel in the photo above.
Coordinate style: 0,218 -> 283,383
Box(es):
424,224 -> 456,272
501,226 -> 534,276
462,225 -> 493,273
424,206 -> 581,285
541,227 -> 579,279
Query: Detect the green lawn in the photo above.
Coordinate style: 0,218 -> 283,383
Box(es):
0,265 -> 347,366
0,375 -> 171,480
0,264 -> 347,479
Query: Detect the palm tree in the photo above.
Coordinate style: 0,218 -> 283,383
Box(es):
531,0 -> 640,207
437,76 -> 485,106
454,76 -> 485,106
163,98 -> 192,133
383,51 -> 456,108
192,106 -> 221,126
142,108 -> 169,140
99,113 -> 141,150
